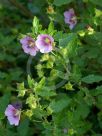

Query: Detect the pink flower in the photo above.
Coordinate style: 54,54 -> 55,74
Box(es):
35,34 -> 54,53
20,36 -> 39,56
64,8 -> 77,30
5,104 -> 21,126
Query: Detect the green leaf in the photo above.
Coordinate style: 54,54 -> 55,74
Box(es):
33,16 -> 39,28
75,103 -> 90,119
85,47 -> 99,59
89,0 -> 102,7
26,94 -> 37,109
96,95 -> 102,109
48,21 -> 56,36
91,86 -> 102,96
82,75 -> 102,84
0,93 -> 10,119
53,0 -> 74,6
52,69 -> 69,80
32,16 -> 42,34
35,77 -> 46,92
71,64 -> 81,83
85,32 -> 102,45
54,31 -> 63,41
49,96 -> 71,112
34,77 -> 56,98
90,32 -> 102,42
59,33 -> 78,58
27,75 -> 35,88
17,118 -> 29,136
17,82 -> 27,97
36,86 -> 56,98
59,33 -> 77,47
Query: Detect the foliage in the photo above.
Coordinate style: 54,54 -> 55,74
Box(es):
0,0 -> 102,135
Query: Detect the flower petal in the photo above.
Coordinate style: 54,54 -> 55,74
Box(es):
7,115 -> 20,126
36,34 -> 54,53
5,105 -> 15,116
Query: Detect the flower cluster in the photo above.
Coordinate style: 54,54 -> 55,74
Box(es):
64,8 -> 77,30
20,34 -> 54,56
20,8 -> 77,56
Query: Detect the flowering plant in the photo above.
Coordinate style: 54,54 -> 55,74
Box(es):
0,0 -> 102,136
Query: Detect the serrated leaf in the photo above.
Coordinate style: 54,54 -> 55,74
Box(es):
26,94 -> 37,109
59,34 -> 78,60
82,75 -> 102,84
27,75 -> 35,88
36,86 -> 56,97
59,33 -> 77,47
32,16 -> 42,34
17,82 -> 27,97
35,77 -> 46,91
33,16 -> 39,28
49,96 -> 71,112
48,21 -> 56,36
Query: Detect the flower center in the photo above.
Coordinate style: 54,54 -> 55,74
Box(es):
45,38 -> 51,44
70,16 -> 76,24
13,109 -> 20,117
28,40 -> 35,48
